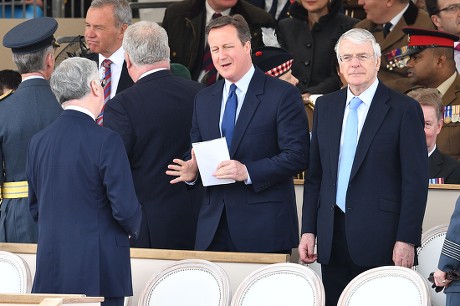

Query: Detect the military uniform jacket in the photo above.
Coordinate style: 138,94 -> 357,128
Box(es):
355,1 -> 435,93
438,73 -> 460,160
0,78 -> 62,242
162,0 -> 276,81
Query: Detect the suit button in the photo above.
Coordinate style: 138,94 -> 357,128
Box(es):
306,43 -> 312,48
304,60 -> 310,66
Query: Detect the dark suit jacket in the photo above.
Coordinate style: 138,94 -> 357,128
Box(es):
104,70 -> 204,249
355,1 -> 435,93
191,68 -> 309,252
245,0 -> 290,21
162,0 -> 276,81
0,78 -> 62,243
27,110 -> 141,297
430,148 -> 460,184
87,52 -> 134,94
302,81 -> 428,267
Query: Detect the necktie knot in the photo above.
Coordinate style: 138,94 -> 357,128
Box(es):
102,59 -> 112,69
229,83 -> 237,95
349,97 -> 362,110
212,12 -> 222,19
383,22 -> 392,38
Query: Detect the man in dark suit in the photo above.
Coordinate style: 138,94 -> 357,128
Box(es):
85,0 -> 134,124
407,87 -> 460,184
299,28 -> 428,306
104,21 -> 204,249
26,57 -> 142,306
434,196 -> 460,306
355,0 -> 435,93
167,15 -> 309,253
162,0 -> 276,85
0,17 -> 62,243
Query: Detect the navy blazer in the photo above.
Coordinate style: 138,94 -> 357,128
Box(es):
191,68 -> 309,252
302,81 -> 428,266
429,148 -> 460,184
27,110 -> 141,297
104,70 -> 204,249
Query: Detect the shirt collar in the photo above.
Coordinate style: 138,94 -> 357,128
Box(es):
139,68 -> 168,80
64,105 -> 96,120
224,65 -> 255,95
99,46 -> 125,69
388,3 -> 409,30
346,78 -> 379,107
22,75 -> 45,81
437,72 -> 457,97
205,0 -> 231,23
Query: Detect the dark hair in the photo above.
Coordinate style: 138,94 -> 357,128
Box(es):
205,14 -> 252,45
425,0 -> 439,16
0,69 -> 21,92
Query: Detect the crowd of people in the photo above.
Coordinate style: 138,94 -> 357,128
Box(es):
1,0 -> 460,305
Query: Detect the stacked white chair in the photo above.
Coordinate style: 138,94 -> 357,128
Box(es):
0,250 -> 32,293
337,266 -> 431,306
230,263 -> 325,306
138,259 -> 230,306
415,224 -> 449,306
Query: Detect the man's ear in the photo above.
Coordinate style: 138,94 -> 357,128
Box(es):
431,15 -> 442,29
91,79 -> 102,97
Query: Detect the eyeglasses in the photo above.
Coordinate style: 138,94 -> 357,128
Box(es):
435,3 -> 460,14
338,53 -> 374,63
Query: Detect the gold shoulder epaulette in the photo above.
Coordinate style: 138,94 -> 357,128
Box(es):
0,89 -> 14,101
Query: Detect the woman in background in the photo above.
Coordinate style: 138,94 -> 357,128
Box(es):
278,0 -> 357,100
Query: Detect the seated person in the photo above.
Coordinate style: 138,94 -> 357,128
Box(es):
407,87 -> 460,184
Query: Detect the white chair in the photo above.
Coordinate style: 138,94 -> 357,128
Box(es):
415,224 -> 449,306
0,251 -> 32,293
138,259 -> 230,306
337,266 -> 431,306
230,263 -> 325,306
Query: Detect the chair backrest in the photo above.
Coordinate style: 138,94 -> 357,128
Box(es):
415,224 -> 449,306
230,263 -> 325,306
337,266 -> 431,306
138,259 -> 230,306
0,251 -> 32,293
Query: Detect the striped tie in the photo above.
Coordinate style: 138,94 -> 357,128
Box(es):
96,59 -> 112,126
201,12 -> 222,86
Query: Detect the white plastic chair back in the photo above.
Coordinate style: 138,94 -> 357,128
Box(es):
0,251 -> 32,293
230,263 -> 325,306
415,224 -> 448,306
138,259 -> 230,306
337,266 -> 431,306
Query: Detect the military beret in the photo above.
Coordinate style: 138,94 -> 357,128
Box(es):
3,17 -> 59,54
252,46 -> 293,77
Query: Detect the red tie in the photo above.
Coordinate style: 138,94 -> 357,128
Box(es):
96,59 -> 112,126
201,13 -> 222,86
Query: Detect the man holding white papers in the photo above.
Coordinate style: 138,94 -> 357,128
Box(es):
167,14 -> 309,253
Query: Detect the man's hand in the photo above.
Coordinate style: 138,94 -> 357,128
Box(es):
298,233 -> 317,264
392,241 -> 415,268
214,160 -> 248,182
166,149 -> 198,184
433,269 -> 451,287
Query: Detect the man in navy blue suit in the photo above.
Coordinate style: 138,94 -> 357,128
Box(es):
299,28 -> 428,306
167,14 -> 309,254
26,57 -> 141,306
104,21 -> 204,249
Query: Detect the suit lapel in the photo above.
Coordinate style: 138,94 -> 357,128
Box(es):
429,149 -> 443,178
328,89 -> 347,181
229,69 -> 264,157
208,81 -> 225,141
350,82 -> 390,180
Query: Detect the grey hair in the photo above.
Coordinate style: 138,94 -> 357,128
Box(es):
50,57 -> 99,104
335,28 -> 382,60
89,0 -> 132,27
12,46 -> 54,74
122,21 -> 169,66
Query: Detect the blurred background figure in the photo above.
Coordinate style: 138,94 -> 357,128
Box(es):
407,87 -> 460,184
0,69 -> 21,97
278,0 -> 358,100
0,0 -> 44,18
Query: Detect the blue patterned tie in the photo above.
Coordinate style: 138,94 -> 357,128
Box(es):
336,97 -> 362,212
221,84 -> 238,149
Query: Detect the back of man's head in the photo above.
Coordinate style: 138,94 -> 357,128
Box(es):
50,57 -> 99,105
122,21 -> 169,66
425,0 -> 439,16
